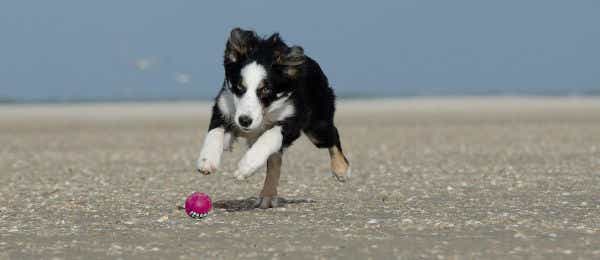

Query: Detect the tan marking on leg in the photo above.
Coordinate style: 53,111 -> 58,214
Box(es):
256,152 -> 282,208
329,146 -> 350,182
257,152 -> 282,208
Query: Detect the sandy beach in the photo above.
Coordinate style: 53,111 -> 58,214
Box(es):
1,97 -> 600,259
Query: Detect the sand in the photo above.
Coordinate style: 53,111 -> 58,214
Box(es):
1,97 -> 600,259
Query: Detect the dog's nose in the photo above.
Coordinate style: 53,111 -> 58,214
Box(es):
238,115 -> 252,128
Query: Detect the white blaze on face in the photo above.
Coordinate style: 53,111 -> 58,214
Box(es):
235,61 -> 267,131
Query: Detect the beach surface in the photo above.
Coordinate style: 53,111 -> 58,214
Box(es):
1,98 -> 600,259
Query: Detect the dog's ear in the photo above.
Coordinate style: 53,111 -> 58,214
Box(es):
280,46 -> 305,66
275,45 -> 306,78
267,33 -> 285,48
224,28 -> 258,63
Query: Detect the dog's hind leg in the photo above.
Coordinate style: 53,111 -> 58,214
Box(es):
304,122 -> 351,182
255,152 -> 283,209
328,143 -> 350,182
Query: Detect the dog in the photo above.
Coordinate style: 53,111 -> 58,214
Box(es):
196,28 -> 351,209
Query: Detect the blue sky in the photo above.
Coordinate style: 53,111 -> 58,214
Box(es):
1,1 -> 599,101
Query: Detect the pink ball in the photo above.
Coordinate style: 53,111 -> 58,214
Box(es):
185,192 -> 212,218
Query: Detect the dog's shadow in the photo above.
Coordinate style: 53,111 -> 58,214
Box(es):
212,197 -> 315,212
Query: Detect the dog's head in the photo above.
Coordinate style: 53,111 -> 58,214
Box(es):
223,28 -> 305,132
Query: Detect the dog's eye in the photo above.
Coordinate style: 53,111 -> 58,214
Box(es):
259,87 -> 272,97
236,82 -> 246,92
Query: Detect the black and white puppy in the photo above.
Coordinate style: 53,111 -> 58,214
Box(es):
197,28 -> 350,208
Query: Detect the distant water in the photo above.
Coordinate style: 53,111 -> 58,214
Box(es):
1,88 -> 599,104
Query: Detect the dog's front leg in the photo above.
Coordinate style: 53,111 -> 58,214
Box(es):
233,126 -> 283,180
197,127 -> 225,175
254,152 -> 283,209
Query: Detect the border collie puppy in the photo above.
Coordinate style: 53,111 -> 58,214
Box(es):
197,28 -> 350,208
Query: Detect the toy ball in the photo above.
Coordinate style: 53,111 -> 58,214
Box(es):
185,192 -> 212,219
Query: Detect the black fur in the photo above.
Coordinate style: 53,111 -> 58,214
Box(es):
209,28 -> 344,152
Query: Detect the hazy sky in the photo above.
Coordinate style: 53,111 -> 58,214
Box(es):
1,1 -> 599,101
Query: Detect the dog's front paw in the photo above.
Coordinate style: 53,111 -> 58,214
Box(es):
196,157 -> 217,175
232,158 -> 259,180
254,196 -> 281,209
232,167 -> 255,181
